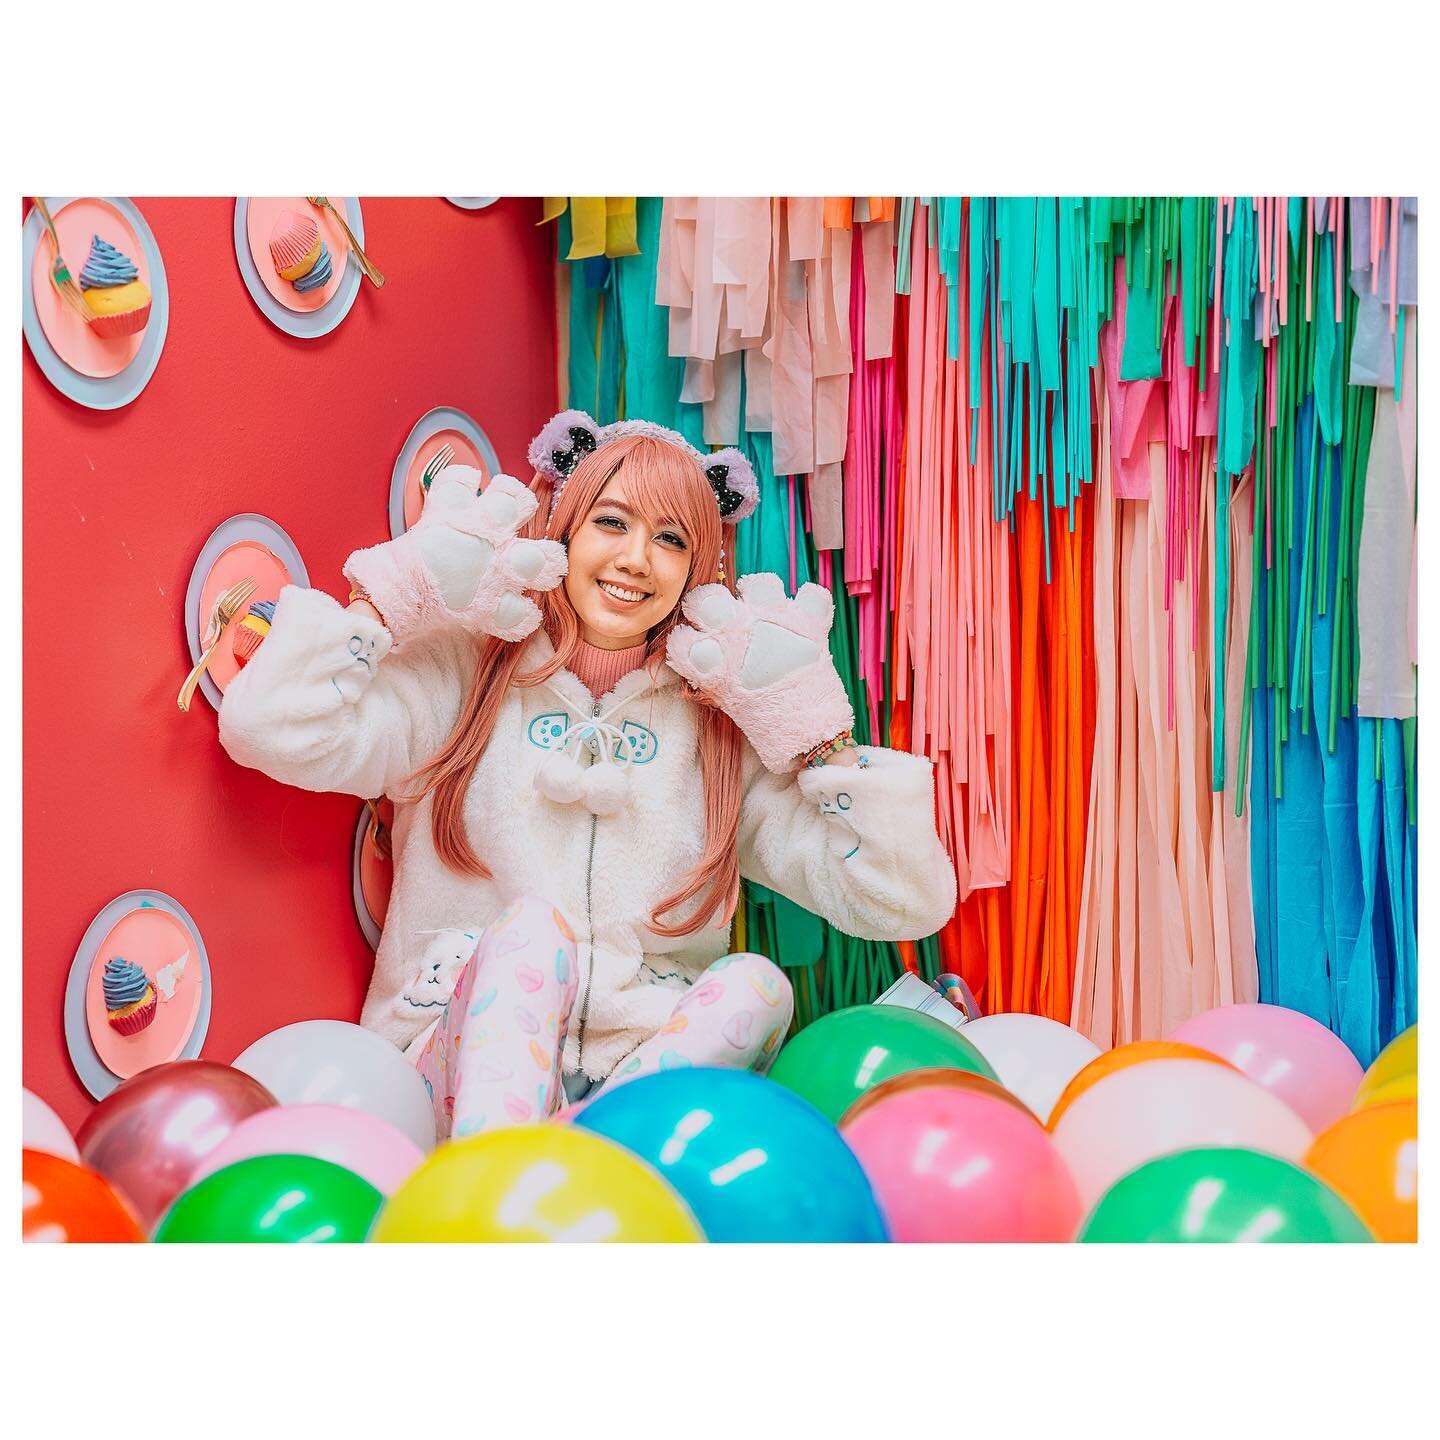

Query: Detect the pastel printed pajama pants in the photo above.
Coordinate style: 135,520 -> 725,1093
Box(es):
414,895 -> 795,1140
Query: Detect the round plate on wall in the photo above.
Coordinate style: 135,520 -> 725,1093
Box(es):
233,197 -> 366,339
183,514 -> 310,713
352,799 -> 395,950
65,891 -> 213,1100
21,196 -> 170,410
388,405 -> 502,538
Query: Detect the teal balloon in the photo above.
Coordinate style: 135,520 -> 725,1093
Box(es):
1078,1148 -> 1374,1243
574,1068 -> 888,1242
767,1006 -> 998,1124
154,1154 -> 383,1243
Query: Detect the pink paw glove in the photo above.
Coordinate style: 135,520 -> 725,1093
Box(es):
665,573 -> 855,773
342,467 -> 568,647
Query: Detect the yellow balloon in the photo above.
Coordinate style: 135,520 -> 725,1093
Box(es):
1353,1027 -> 1418,1112
1353,1070 -> 1418,1110
370,1124 -> 703,1242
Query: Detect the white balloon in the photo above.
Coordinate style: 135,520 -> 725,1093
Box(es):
232,1021 -> 436,1152
960,1015 -> 1101,1124
23,1088 -> 80,1163
1051,1059 -> 1315,1213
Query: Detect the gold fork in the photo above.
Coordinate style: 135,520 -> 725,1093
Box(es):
32,198 -> 94,325
305,197 -> 385,287
177,576 -> 259,712
420,441 -> 456,494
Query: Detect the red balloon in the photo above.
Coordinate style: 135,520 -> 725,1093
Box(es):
77,1061 -> 278,1232
23,1149 -> 145,1242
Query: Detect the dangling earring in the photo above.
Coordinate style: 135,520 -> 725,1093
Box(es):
717,543 -> 727,585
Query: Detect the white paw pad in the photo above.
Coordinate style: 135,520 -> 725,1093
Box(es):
738,622 -> 819,689
794,585 -> 832,621
692,590 -> 739,628
493,593 -> 531,631
689,636 -> 725,674
478,491 -> 521,530
507,540 -> 546,582
419,529 -> 494,609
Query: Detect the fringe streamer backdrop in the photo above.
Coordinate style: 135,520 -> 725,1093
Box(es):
546,197 -> 1418,1065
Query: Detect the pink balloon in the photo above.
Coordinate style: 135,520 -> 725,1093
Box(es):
76,1061 -> 278,1231
1167,1003 -> 1363,1132
186,1104 -> 425,1196
1051,1059 -> 1314,1212
841,1085 -> 1082,1242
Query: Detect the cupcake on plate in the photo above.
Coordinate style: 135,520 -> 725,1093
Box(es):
80,235 -> 152,338
232,599 -> 276,669
103,957 -> 157,1035
268,210 -> 333,293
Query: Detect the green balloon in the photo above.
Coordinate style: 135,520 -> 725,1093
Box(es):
154,1154 -> 383,1243
767,1006 -> 999,1124
1078,1148 -> 1374,1243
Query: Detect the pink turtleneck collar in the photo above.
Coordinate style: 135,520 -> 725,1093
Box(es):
569,638 -> 650,698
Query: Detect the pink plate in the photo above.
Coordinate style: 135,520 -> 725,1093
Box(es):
360,798 -> 395,928
86,907 -> 203,1080
30,198 -> 151,379
198,540 -> 293,693
402,429 -> 490,530
244,197 -> 350,313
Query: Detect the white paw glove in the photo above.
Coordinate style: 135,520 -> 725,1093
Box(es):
343,467 -> 568,647
665,573 -> 855,773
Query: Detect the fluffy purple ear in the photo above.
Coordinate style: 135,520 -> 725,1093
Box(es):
704,448 -> 759,523
527,409 -> 601,483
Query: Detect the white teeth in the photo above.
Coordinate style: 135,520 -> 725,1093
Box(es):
598,581 -> 648,603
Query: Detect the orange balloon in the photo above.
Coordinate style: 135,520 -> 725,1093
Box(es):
840,1065 -> 1036,1126
1305,1101 -> 1417,1242
1047,1041 -> 1235,1131
22,1149 -> 145,1243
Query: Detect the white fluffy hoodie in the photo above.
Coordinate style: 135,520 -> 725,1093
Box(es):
218,584 -> 957,1080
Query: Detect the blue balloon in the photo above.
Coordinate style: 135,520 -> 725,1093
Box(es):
574,1067 -> 889,1242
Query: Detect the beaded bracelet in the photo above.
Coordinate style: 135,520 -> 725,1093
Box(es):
803,731 -> 856,768
347,586 -> 388,628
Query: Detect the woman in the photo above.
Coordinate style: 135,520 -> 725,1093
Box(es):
220,412 -> 956,1138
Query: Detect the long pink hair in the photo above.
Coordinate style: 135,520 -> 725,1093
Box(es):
404,433 -> 744,937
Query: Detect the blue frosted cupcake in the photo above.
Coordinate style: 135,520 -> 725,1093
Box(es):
103,956 -> 157,1035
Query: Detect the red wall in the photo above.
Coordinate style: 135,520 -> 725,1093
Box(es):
23,197 -> 558,1133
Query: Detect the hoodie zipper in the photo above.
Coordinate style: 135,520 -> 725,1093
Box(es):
573,699 -> 602,1074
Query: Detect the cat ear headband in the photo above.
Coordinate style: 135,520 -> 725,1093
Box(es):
526,409 -> 760,524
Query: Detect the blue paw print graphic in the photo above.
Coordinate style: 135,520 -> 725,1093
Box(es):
613,721 -> 658,765
528,713 -> 571,751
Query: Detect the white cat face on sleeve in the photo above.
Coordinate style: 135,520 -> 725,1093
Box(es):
396,929 -> 479,1015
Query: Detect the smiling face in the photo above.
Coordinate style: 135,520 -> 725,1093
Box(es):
563,475 -> 694,649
